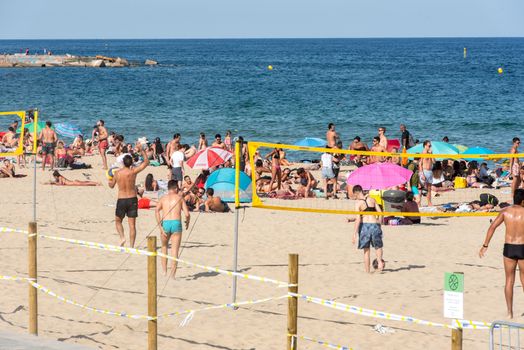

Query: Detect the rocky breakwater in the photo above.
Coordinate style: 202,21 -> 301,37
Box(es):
0,54 -> 130,68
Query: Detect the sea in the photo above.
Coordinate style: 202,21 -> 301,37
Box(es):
1,38 -> 523,153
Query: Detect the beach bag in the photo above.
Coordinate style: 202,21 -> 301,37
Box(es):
454,177 -> 467,189
480,193 -> 499,207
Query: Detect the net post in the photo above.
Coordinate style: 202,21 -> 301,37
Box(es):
451,327 -> 463,350
287,254 -> 298,350
232,140 -> 241,306
28,221 -> 38,335
147,236 -> 157,350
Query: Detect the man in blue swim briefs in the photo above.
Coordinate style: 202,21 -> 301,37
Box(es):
480,189 -> 524,319
155,180 -> 190,278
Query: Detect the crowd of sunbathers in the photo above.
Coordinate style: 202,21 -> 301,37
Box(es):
2,117 -> 521,215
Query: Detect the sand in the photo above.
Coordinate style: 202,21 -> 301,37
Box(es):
0,154 -> 520,349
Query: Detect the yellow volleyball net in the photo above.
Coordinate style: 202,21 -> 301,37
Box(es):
247,141 -> 520,217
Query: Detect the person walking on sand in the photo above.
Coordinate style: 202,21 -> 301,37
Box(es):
155,180 -> 190,279
96,120 -> 109,170
38,121 -> 58,171
352,185 -> 384,273
326,123 -> 338,148
479,189 -> 524,319
108,148 -> 149,247
510,137 -> 521,197
419,140 -> 434,206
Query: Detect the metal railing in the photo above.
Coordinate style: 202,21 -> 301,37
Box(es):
490,321 -> 524,350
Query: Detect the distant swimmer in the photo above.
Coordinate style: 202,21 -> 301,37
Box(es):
480,189 -> 524,319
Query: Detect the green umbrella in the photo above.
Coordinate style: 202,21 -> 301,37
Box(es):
16,121 -> 51,134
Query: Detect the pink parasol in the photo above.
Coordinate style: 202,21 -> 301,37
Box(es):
346,162 -> 413,190
186,147 -> 232,169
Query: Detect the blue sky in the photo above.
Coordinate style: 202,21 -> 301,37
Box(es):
1,0 -> 523,39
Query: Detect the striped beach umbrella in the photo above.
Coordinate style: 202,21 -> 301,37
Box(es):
54,122 -> 82,138
186,147 -> 232,169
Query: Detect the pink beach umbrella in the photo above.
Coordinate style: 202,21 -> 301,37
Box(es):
347,162 -> 413,190
186,147 -> 232,169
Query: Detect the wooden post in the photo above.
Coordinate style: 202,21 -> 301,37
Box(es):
287,254 -> 298,350
147,236 -> 157,350
451,328 -> 463,350
28,221 -> 38,335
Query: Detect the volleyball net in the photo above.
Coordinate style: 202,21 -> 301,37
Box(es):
0,110 -> 38,157
247,141 -> 520,217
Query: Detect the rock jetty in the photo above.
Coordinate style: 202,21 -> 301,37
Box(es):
0,54 -> 130,68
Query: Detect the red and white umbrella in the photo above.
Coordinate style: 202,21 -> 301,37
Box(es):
186,147 -> 232,169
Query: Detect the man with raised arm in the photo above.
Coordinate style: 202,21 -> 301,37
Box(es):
480,189 -> 524,319
155,180 -> 190,279
108,148 -> 149,247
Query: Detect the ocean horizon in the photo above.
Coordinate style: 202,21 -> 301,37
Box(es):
1,37 -> 523,152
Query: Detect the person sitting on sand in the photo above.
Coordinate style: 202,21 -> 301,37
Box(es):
49,170 -> 100,186
350,136 -> 369,166
145,173 -> 159,192
1,127 -> 18,148
201,188 -> 230,212
479,189 -> 524,319
352,185 -> 384,273
466,162 -> 489,188
296,167 -> 317,198
431,161 -> 454,193
0,159 -> 15,178
71,135 -> 86,156
155,180 -> 190,279
392,191 -> 421,224
137,187 -> 157,209
254,159 -> 272,184
212,134 -> 226,150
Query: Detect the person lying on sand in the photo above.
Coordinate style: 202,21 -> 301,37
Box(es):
48,170 -> 100,186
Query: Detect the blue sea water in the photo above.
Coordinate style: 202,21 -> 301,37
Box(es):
1,38 -> 523,152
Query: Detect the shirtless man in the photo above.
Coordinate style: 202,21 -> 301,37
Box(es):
108,148 -> 149,247
352,185 -> 384,273
203,188 -> 228,212
155,180 -> 190,278
0,159 -> 15,178
510,137 -> 521,197
212,134 -> 226,149
479,189 -> 524,319
378,127 -> 388,149
38,121 -> 58,171
1,127 -> 18,148
326,123 -> 338,148
296,168 -> 317,198
96,120 -> 109,170
419,140 -> 434,206
369,136 -> 386,164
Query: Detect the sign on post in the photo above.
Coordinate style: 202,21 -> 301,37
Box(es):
444,272 -> 464,319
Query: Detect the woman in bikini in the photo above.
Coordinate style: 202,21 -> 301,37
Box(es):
267,150 -> 282,191
49,171 -> 100,186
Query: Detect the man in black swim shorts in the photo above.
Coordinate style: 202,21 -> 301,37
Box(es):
109,148 -> 149,247
480,189 -> 524,319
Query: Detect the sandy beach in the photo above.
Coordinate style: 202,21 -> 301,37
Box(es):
0,152 -> 519,350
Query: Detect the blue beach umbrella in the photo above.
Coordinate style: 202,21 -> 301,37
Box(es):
407,141 -> 459,155
294,137 -> 326,147
205,168 -> 252,203
461,146 -> 494,162
55,122 -> 82,138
